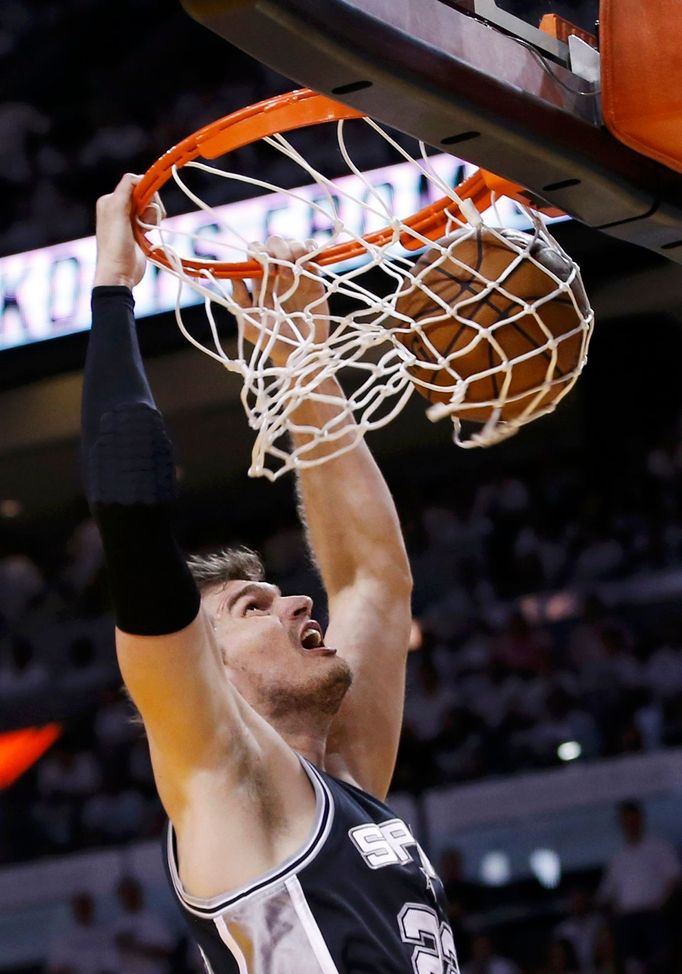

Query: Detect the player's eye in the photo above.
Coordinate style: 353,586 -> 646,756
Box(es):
244,600 -> 266,615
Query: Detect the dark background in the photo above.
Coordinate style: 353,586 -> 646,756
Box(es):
0,2 -> 681,973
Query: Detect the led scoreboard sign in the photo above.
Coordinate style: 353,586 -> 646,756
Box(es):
0,155 -> 563,353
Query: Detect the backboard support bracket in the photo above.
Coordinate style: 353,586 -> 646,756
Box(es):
443,0 -> 571,64
179,0 -> 682,264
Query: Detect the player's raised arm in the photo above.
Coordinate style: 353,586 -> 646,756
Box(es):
82,175 -> 270,822
233,238 -> 413,799
294,370 -> 413,801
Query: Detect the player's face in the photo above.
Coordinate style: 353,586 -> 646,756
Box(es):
203,579 -> 352,720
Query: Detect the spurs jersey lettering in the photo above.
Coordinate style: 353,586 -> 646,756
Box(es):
164,757 -> 459,974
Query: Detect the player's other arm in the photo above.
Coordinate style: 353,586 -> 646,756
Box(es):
294,384 -> 412,798
234,238 -> 412,798
84,176 -> 268,821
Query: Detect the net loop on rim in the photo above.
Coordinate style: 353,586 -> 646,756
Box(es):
132,89 -> 594,480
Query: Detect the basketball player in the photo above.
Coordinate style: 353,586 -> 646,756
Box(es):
82,173 -> 459,973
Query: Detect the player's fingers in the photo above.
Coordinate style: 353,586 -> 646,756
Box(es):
231,278 -> 252,308
97,173 -> 135,211
97,176 -> 139,228
304,238 -> 320,257
140,204 -> 161,227
245,241 -> 274,301
270,237 -> 316,266
116,172 -> 139,193
264,235 -> 292,261
288,240 -> 310,263
247,240 -> 273,279
263,236 -> 297,291
295,239 -> 323,280
141,192 -> 166,227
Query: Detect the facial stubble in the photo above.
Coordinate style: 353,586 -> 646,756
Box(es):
263,655 -> 353,722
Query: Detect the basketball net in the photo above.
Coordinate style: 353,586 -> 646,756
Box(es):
135,92 -> 594,480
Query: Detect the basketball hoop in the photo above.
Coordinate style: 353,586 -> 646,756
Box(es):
132,88 -> 594,480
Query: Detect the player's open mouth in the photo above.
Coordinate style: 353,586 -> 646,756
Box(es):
300,621 -> 336,655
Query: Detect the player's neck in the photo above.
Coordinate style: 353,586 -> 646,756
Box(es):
269,717 -> 330,768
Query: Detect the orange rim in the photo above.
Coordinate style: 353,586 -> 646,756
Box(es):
132,88 -> 560,279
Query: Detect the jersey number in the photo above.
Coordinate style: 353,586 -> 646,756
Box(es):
398,904 -> 459,974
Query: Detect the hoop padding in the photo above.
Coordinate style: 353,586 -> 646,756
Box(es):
133,90 -> 594,480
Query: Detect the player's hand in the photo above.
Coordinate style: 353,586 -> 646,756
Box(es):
231,236 -> 330,368
94,173 -> 164,289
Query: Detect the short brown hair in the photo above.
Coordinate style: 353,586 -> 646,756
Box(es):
187,546 -> 265,594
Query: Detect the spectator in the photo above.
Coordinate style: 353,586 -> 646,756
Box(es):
111,876 -> 176,974
566,595 -> 625,670
539,938 -> 581,974
0,553 -> 44,623
34,744 -> 102,851
60,518 -> 104,599
37,745 -> 101,801
59,637 -> 116,697
460,658 -> 522,732
0,635 -> 49,696
592,924 -> 625,974
81,769 -> 150,845
554,886 -> 603,974
642,637 -> 682,703
0,100 -> 49,186
579,627 -> 641,735
492,610 -> 552,676
434,702 -> 485,780
461,933 -> 520,974
403,656 -> 459,743
629,688 -> 664,753
44,892 -> 117,974
513,521 -> 567,591
522,686 -> 601,765
92,688 -> 143,774
439,846 -> 485,939
598,800 -> 680,973
573,529 -> 626,581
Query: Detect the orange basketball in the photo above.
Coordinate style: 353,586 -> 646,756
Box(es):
393,226 -> 591,423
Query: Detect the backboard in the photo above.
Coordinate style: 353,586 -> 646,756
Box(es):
178,0 -> 682,264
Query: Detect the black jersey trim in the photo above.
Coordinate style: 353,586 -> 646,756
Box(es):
166,756 -> 334,918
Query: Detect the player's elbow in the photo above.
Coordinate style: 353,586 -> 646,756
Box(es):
384,539 -> 413,595
391,561 -> 413,599
367,555 -> 413,600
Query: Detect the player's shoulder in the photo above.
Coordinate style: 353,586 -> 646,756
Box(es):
322,751 -> 390,802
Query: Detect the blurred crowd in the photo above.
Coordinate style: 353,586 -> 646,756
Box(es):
442,799 -> 680,974
2,421 -> 682,868
43,878 -> 189,974
29,799 -> 680,974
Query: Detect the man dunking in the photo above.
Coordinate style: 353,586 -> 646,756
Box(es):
82,173 -> 459,973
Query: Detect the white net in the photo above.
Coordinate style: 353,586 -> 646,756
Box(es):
138,113 -> 595,480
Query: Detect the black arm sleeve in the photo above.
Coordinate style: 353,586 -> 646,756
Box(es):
82,286 -> 200,636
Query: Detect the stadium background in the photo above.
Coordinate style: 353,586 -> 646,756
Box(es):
0,1 -> 681,972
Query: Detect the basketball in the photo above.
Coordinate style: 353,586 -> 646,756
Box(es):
393,226 -> 592,423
